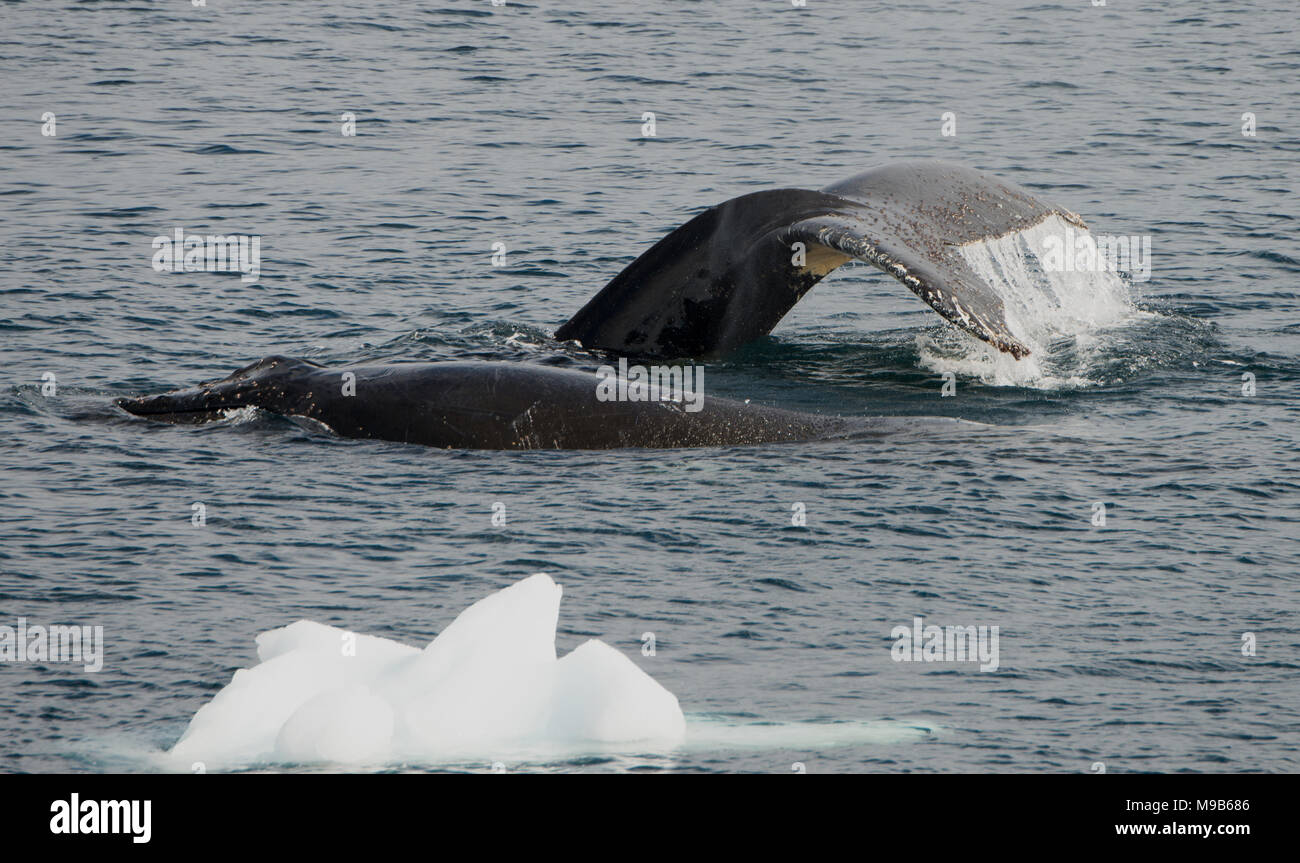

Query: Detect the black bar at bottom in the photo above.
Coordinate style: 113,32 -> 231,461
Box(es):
3,773 -> 1282,850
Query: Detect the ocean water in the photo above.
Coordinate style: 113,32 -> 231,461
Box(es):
1,0 -> 1298,773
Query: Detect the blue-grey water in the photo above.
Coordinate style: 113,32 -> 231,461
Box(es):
1,0 -> 1298,773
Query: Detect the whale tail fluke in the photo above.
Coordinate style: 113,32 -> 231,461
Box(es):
556,161 -> 1087,360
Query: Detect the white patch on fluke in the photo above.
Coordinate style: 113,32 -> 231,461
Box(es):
166,574 -> 686,768
919,214 -> 1147,389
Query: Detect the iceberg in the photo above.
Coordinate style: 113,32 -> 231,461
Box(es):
169,574 -> 686,769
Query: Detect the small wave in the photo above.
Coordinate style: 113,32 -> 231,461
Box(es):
189,144 -> 268,156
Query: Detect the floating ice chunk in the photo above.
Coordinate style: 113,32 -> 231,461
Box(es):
388,573 -> 563,754
168,574 -> 685,769
548,640 -> 686,744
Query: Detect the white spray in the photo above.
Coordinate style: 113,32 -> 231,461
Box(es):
918,215 -> 1146,388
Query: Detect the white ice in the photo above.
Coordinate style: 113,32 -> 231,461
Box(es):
168,574 -> 686,769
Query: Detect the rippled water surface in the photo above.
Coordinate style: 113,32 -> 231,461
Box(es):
1,0 -> 1298,773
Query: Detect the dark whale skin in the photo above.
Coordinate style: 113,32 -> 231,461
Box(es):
117,357 -> 859,450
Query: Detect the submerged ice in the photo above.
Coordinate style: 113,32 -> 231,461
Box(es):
168,574 -> 686,768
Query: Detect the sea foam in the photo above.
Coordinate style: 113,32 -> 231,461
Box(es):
168,574 -> 685,769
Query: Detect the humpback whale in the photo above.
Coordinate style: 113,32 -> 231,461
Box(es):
118,161 -> 1084,449
117,356 -> 864,450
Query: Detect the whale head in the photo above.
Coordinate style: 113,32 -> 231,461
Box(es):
116,355 -> 322,423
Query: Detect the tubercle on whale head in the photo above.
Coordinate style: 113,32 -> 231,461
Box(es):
216,354 -> 321,384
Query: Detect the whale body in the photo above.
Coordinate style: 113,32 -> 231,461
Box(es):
117,356 -> 864,450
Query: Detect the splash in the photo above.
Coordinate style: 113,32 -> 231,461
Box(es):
217,406 -> 262,424
918,214 -> 1145,388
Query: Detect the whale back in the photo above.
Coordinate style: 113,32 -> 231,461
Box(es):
118,359 -> 857,450
557,160 -> 1086,360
